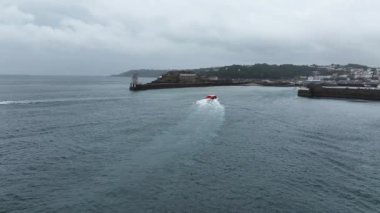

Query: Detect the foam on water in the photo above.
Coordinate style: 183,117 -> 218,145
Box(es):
0,100 -> 36,105
0,97 -> 125,105
196,98 -> 224,110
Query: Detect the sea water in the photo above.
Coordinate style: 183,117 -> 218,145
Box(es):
1,75 -> 379,212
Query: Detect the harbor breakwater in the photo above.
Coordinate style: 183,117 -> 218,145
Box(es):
129,82 -> 245,91
298,85 -> 380,101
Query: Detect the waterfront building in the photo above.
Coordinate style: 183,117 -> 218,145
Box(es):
208,76 -> 219,81
179,73 -> 197,83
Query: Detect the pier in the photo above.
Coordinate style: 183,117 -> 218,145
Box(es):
129,72 -> 246,91
129,82 -> 245,91
298,85 -> 380,101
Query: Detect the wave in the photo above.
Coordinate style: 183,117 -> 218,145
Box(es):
0,97 -> 125,105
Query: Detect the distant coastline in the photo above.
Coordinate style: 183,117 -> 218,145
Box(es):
112,69 -> 168,77
123,64 -> 380,101
115,63 -> 380,91
115,63 -> 379,81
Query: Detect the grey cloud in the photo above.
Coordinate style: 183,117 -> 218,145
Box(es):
0,0 -> 380,75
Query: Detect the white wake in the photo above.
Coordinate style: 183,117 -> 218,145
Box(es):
108,98 -> 226,192
139,98 -> 225,155
0,97 -> 125,105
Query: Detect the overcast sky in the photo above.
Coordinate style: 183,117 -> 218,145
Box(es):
1,0 -> 380,75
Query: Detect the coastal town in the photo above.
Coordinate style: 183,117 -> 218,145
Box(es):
126,63 -> 380,101
299,64 -> 380,87
127,63 -> 380,89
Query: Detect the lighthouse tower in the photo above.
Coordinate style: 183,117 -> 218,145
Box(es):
130,73 -> 139,90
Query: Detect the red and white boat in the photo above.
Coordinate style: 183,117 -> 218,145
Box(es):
205,95 -> 217,100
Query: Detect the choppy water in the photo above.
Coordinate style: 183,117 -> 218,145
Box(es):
1,75 -> 379,212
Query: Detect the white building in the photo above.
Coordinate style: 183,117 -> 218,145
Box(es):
208,76 -> 219,81
179,73 -> 197,82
